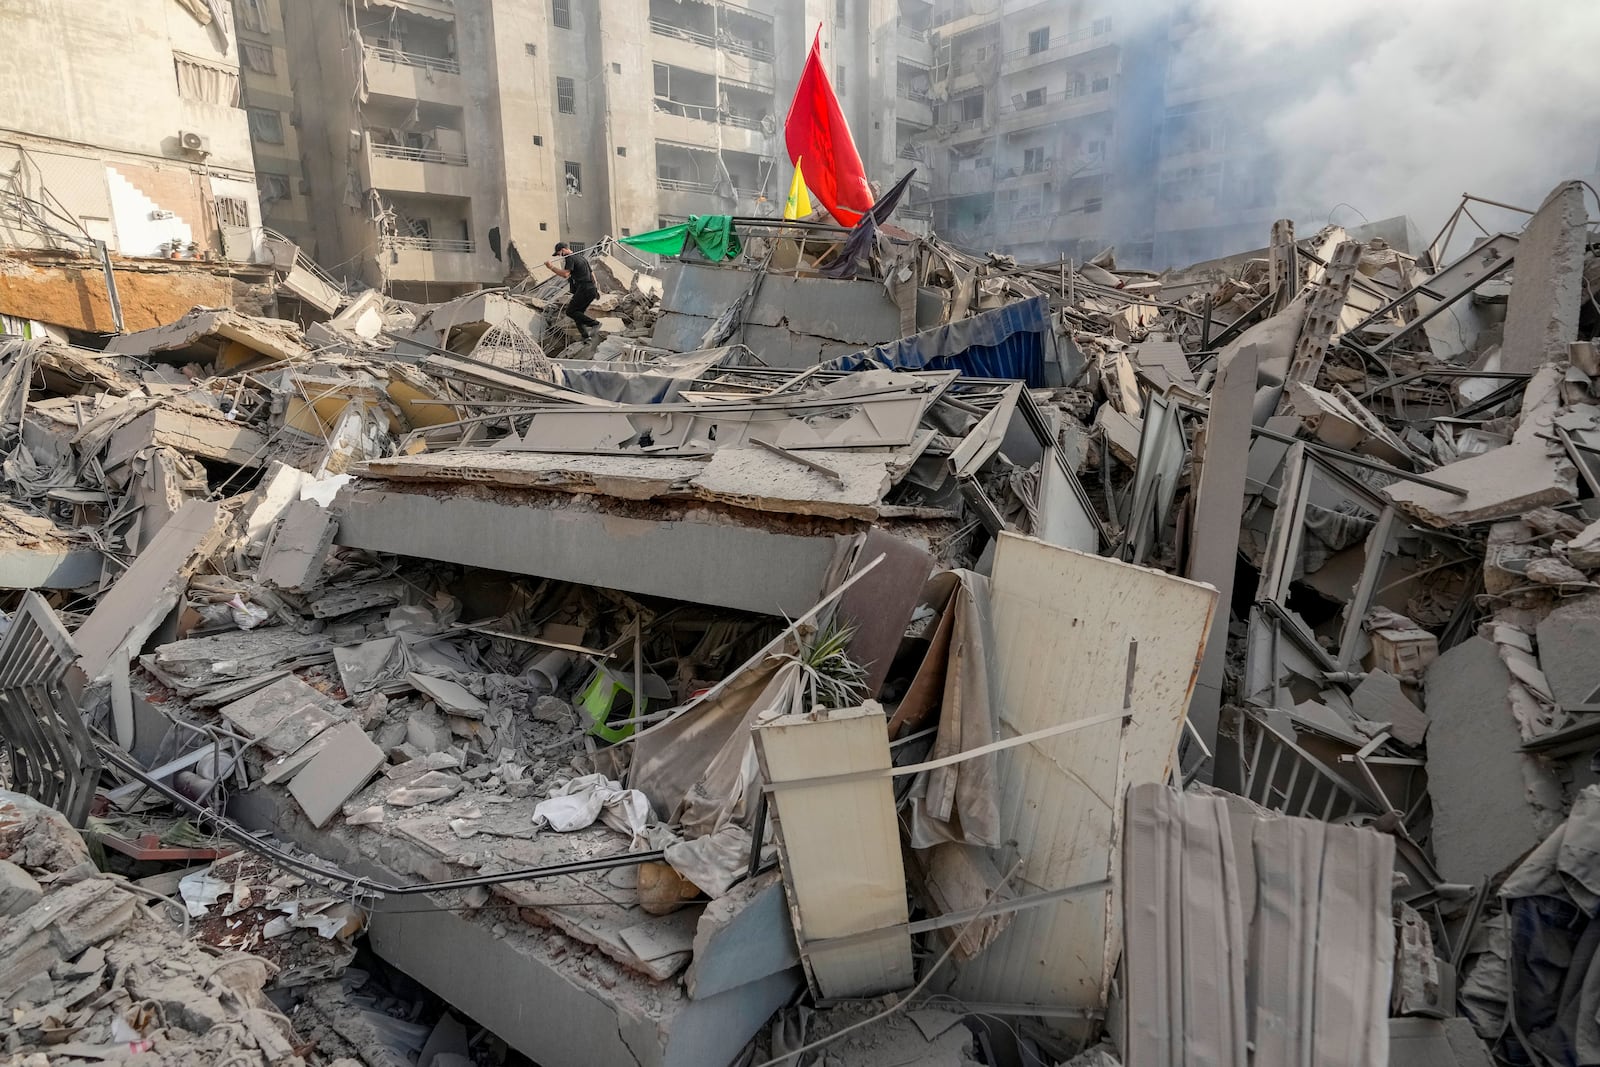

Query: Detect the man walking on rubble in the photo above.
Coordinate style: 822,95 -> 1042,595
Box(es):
547,241 -> 603,340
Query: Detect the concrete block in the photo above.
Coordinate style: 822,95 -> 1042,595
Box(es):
1351,670 -> 1428,747
406,707 -> 452,754
288,723 -> 385,829
1501,181 -> 1588,372
1567,517 -> 1600,570
1536,594 -> 1600,706
684,872 -> 800,1000
258,499 -> 338,591
1424,637 -> 1561,884
0,859 -> 42,916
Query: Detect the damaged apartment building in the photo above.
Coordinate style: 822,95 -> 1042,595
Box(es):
3,36 -> 1600,1059
251,0 -> 936,301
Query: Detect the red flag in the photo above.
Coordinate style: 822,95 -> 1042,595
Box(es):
784,28 -> 874,227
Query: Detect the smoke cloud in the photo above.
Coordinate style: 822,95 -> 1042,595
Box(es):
1174,0 -> 1600,251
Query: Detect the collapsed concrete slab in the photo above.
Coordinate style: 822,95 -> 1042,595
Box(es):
333,484 -> 860,618
228,783 -> 802,1067
1424,637 -> 1563,885
1383,441 -> 1577,527
1500,181 -> 1589,373
0,504 -> 102,588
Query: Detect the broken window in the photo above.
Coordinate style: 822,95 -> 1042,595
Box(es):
1027,27 -> 1049,54
215,196 -> 250,229
257,174 -> 291,207
241,42 -> 275,75
1082,196 -> 1102,213
408,217 -> 432,240
236,0 -> 267,33
1093,16 -> 1113,34
564,161 -> 582,195
556,76 -> 575,114
653,63 -> 670,98
552,0 -> 571,29
959,92 -> 983,121
1024,146 -> 1045,173
1091,74 -> 1110,92
247,107 -> 284,144
174,53 -> 240,108
1024,87 -> 1044,108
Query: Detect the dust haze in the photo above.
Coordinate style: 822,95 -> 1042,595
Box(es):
1187,0 -> 1600,249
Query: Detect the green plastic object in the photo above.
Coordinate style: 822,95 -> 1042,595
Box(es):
578,664 -> 672,743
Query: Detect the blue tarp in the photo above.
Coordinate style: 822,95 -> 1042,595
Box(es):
821,294 -> 1051,387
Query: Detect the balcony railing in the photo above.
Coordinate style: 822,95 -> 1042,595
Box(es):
649,19 -> 716,47
654,98 -> 719,123
1002,25 -> 1116,61
901,204 -> 933,220
720,112 -> 769,132
382,235 -> 475,253
657,177 -> 718,194
370,141 -> 468,166
719,33 -> 775,62
897,87 -> 932,103
363,44 -> 460,75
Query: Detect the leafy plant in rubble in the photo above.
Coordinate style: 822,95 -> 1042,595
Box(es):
788,617 -> 869,710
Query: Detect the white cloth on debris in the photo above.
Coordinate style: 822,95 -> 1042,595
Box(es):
531,774 -> 653,846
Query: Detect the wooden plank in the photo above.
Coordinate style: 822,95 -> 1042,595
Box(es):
753,703 -> 913,1000
949,533 -> 1216,1010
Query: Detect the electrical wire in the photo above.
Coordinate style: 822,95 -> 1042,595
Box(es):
95,742 -> 664,900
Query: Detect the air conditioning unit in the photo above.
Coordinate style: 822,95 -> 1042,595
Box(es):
179,130 -> 211,157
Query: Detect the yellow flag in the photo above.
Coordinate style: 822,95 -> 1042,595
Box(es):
784,158 -> 813,220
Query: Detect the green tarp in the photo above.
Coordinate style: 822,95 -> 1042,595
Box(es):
618,215 -> 742,261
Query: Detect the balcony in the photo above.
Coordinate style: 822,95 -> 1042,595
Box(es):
896,88 -> 934,128
379,235 -> 484,285
1001,27 -> 1119,75
995,159 -> 1056,187
932,165 -> 993,198
717,113 -> 774,154
996,86 -> 1114,136
362,44 -> 463,105
366,141 -> 471,198
897,23 -> 933,67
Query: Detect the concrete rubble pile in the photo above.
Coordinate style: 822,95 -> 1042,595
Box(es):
0,181 -> 1596,1066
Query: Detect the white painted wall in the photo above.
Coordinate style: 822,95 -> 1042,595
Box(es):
106,167 -> 194,257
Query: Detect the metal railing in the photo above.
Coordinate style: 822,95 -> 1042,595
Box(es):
720,112 -> 769,132
901,204 -> 933,220
655,98 -> 719,123
370,141 -> 468,165
363,43 -> 460,74
382,234 -> 475,253
657,176 -> 718,194
897,87 -> 932,103
1002,25 -> 1115,61
649,19 -> 716,47
719,34 -> 775,62
898,22 -> 928,40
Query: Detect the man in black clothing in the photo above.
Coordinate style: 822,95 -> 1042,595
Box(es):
547,241 -> 603,339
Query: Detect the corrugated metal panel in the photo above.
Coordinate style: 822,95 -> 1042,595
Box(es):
824,295 -> 1050,386
948,532 -> 1216,1009
1122,785 -> 1396,1067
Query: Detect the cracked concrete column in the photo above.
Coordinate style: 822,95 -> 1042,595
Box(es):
1502,180 -> 1589,373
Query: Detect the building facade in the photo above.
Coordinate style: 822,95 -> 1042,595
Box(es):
0,0 -> 265,262
918,0 -> 1285,269
268,0 -> 930,300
